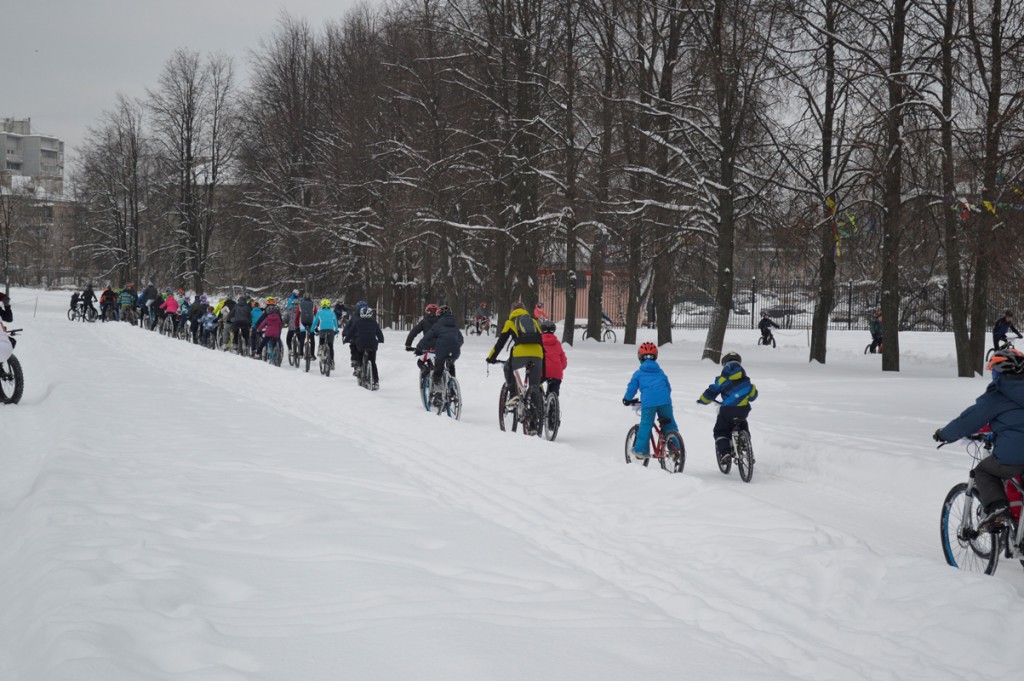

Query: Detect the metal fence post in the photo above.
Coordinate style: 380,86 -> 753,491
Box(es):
751,276 -> 756,329
941,286 -> 947,332
847,279 -> 853,330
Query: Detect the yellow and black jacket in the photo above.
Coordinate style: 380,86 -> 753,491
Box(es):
487,308 -> 543,361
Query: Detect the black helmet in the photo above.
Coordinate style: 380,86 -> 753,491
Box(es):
437,304 -> 451,316
760,311 -> 769,318
721,351 -> 742,366
1006,310 -> 1014,317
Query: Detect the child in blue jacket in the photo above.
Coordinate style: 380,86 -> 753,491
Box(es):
697,351 -> 758,464
622,342 -> 676,459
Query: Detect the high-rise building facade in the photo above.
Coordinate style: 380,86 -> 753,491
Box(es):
1,117 -> 64,191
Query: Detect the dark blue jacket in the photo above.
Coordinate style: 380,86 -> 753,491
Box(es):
624,359 -> 672,407
416,313 -> 464,358
345,316 -> 385,351
993,317 -> 1021,338
940,374 -> 1024,465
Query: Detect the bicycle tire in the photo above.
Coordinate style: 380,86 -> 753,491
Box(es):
445,375 -> 462,420
941,482 -> 999,574
420,371 -> 432,411
85,307 -> 97,322
0,355 -> 24,404
603,329 -> 616,343
543,393 -> 560,441
67,308 -> 77,321
498,383 -> 517,432
624,424 -> 651,467
525,387 -> 544,437
321,349 -> 330,376
304,342 -> 312,373
363,356 -> 374,390
734,429 -> 754,482
662,430 -> 685,473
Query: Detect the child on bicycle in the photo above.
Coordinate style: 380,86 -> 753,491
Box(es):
540,320 -> 566,395
697,351 -> 758,464
868,311 -> 883,354
622,342 -> 675,460
313,298 -> 340,367
758,312 -> 779,344
255,297 -> 284,359
344,305 -> 384,389
992,310 -> 1022,354
414,305 -> 464,404
934,349 -> 1024,530
200,305 -> 218,346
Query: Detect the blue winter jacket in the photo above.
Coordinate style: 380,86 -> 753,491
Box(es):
312,308 -> 339,333
698,361 -> 758,407
940,374 -> 1024,465
624,359 -> 672,407
415,313 -> 464,358
250,306 -> 263,326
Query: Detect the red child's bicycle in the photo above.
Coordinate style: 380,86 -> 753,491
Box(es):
623,400 -> 685,473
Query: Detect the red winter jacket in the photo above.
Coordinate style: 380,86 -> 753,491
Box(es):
541,333 -> 567,380
256,306 -> 284,338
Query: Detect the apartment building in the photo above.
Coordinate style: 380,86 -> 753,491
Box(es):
1,117 -> 64,192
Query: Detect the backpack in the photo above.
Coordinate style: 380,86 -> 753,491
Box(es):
514,314 -> 542,345
299,298 -> 316,326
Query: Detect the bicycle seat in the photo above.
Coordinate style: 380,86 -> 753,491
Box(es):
657,417 -> 673,428
731,417 -> 747,426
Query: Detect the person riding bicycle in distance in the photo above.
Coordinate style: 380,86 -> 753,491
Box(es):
992,310 -> 1022,354
414,304 -> 464,405
934,349 -> 1024,531
486,301 -> 544,407
697,351 -> 758,464
758,311 -> 779,343
622,342 -> 675,460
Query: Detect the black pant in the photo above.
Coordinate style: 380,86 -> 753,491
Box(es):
869,334 -> 882,353
975,455 -> 1024,512
714,405 -> 751,455
298,329 -> 316,355
358,348 -> 379,382
544,378 -> 561,395
231,321 -> 250,348
319,331 -> 336,362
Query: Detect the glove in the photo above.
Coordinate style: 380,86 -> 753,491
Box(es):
696,399 -> 704,405
933,428 -> 945,443
622,398 -> 631,406
486,357 -> 497,365
405,346 -> 416,353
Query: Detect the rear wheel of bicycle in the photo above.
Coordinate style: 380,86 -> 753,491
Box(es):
304,344 -> 312,373
662,430 -> 685,473
941,482 -> 999,574
498,384 -> 518,432
733,429 -> 754,482
624,424 -> 651,467
444,376 -> 462,420
0,355 -> 24,404
524,388 -> 544,437
85,307 -> 97,322
543,393 -> 560,441
363,358 -> 374,390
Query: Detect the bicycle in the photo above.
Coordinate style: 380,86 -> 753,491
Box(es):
261,337 -> 284,367
757,331 -> 776,348
864,339 -> 883,355
303,331 -> 314,373
622,399 -> 684,473
542,385 -> 560,441
356,349 -> 377,391
0,325 -> 24,404
713,403 -> 755,482
288,334 -> 300,367
939,434 -> 1024,575
465,315 -> 495,336
581,320 -> 616,343
986,338 -> 1020,363
159,313 -> 175,337
121,306 -> 137,326
494,360 -> 544,436
67,301 -> 97,323
418,351 -> 461,419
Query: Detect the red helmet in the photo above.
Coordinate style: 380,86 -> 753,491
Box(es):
638,342 -> 658,361
425,303 -> 439,315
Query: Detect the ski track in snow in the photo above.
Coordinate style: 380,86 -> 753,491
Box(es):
2,288 -> 1024,680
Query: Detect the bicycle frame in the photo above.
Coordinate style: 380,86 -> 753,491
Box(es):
631,404 -> 668,458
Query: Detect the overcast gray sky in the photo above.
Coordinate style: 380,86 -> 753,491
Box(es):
2,0 -> 371,165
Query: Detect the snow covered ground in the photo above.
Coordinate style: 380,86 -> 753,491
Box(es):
3,288 -> 1024,680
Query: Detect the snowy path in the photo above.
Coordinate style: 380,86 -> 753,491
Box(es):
2,289 -> 1023,680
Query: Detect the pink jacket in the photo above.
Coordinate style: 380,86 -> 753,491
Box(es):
256,308 -> 284,338
541,333 -> 567,380
161,296 -> 179,314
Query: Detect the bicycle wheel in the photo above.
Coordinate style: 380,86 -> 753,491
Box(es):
288,337 -> 298,366
498,384 -> 518,432
986,347 -> 996,362
603,328 -> 616,343
466,325 -> 479,336
420,372 -> 432,411
770,336 -> 776,348
363,358 -> 375,390
86,307 -> 97,322
662,430 -> 685,474
524,388 -> 544,437
67,308 -> 77,321
941,482 -> 1000,574
0,355 -> 24,404
624,424 -> 651,467
445,375 -> 462,420
581,329 -> 591,341
543,393 -> 560,441
304,343 -> 312,373
733,429 -> 754,483
321,350 -> 330,376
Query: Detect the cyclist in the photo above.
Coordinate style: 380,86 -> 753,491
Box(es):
622,342 -> 675,460
868,310 -> 883,354
486,301 -> 544,409
533,301 -> 548,321
82,284 -> 98,318
406,303 -> 439,351
540,320 -> 567,395
473,301 -> 490,333
69,290 -> 81,315
697,351 -> 758,465
229,292 -> 252,350
992,310 -> 1022,354
313,298 -> 340,368
344,305 -> 384,389
333,300 -> 350,328
934,349 -> 1024,530
250,298 -> 267,356
200,305 -> 218,347
0,291 -> 11,323
296,292 -> 318,357
188,295 -> 207,343
758,311 -> 779,344
255,296 -> 284,360
343,300 -> 369,370
118,286 -> 135,321
139,282 -> 160,327
160,288 -> 180,331
414,304 -> 464,405
99,286 -> 117,321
